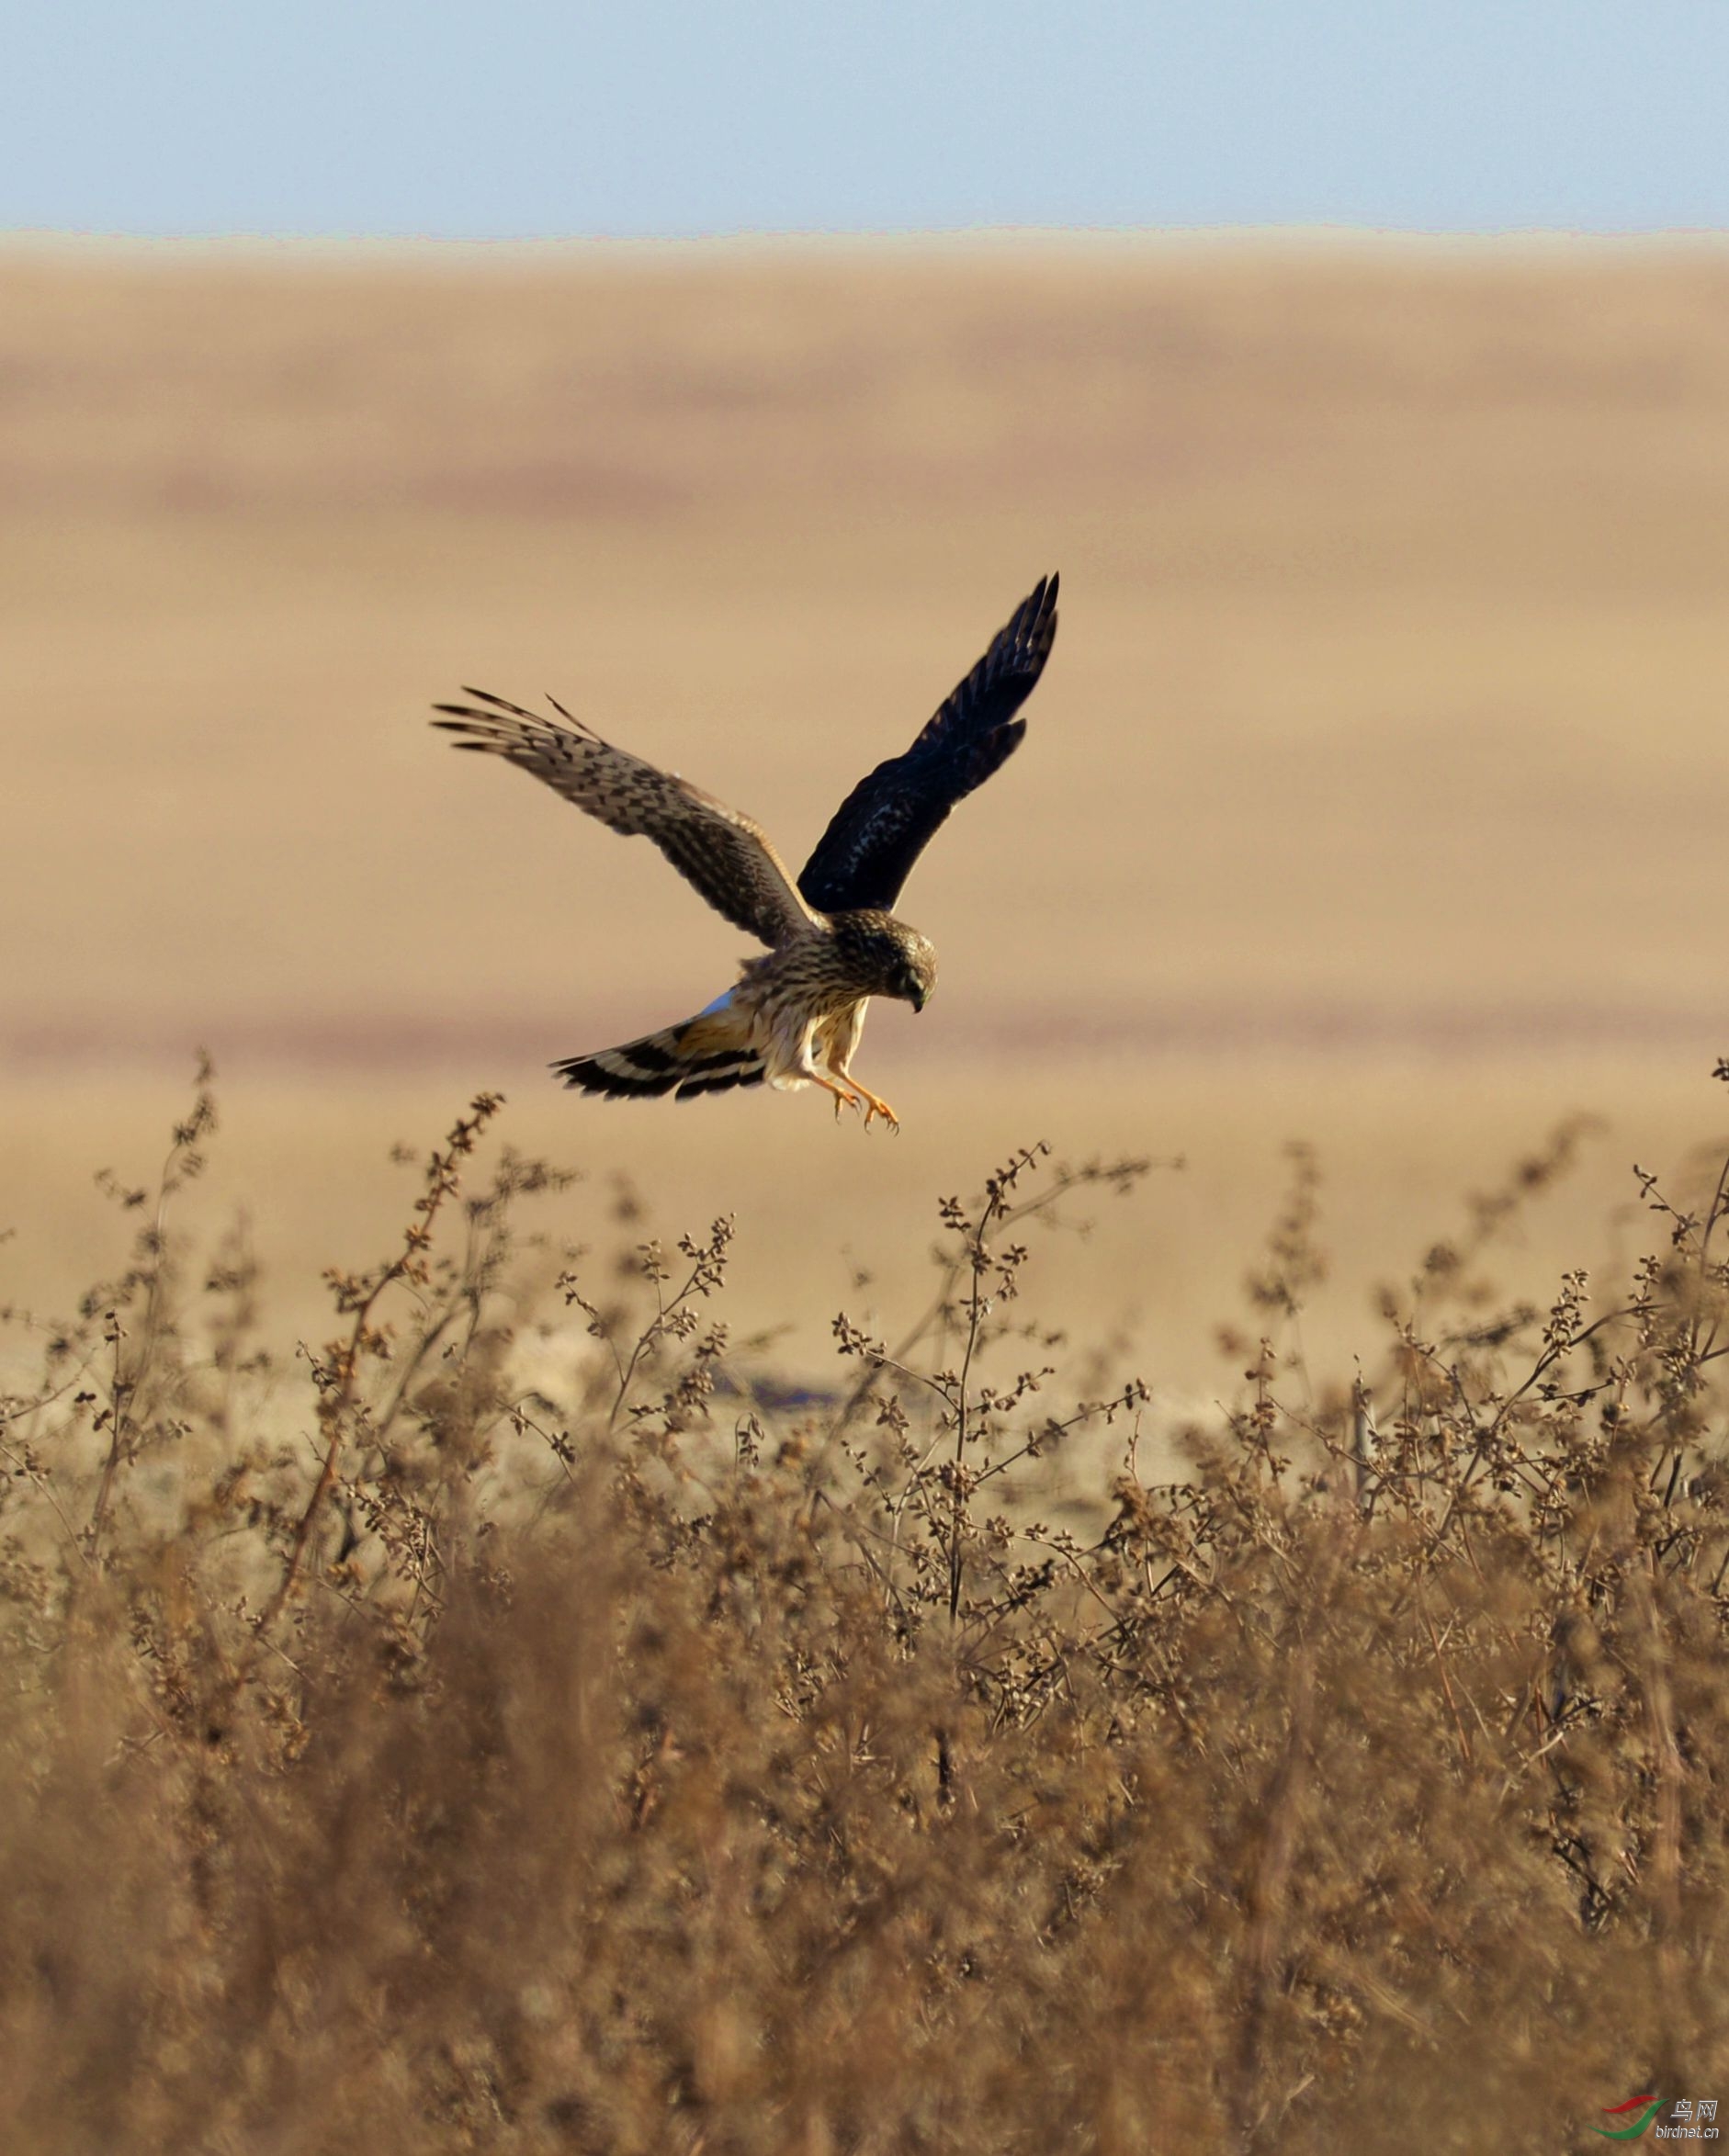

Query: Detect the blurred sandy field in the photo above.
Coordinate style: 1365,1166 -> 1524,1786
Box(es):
5,238 -> 1729,1396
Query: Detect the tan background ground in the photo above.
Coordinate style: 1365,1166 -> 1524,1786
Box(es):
5,238 -> 1729,1399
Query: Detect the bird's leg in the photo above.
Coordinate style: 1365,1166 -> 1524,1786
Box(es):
826,1040 -> 896,1131
848,1081 -> 900,1133
809,1073 -> 863,1120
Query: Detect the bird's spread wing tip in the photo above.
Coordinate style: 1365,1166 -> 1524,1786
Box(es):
796,573 -> 1061,913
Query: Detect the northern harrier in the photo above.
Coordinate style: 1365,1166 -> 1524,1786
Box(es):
434,574 -> 1058,1129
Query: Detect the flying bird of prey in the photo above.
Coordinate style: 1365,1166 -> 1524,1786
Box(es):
433,574 -> 1058,1129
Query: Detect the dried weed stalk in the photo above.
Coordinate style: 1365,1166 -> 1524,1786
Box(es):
0,1065 -> 1726,2154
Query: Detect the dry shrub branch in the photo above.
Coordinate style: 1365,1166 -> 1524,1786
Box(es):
1,1066 -> 1727,2153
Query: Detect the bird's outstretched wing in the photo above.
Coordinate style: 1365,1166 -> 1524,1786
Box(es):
797,573 -> 1059,915
433,690 -> 819,949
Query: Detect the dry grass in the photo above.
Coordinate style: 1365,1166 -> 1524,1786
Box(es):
7,1058 -> 1729,1407
2,1067 -> 1728,2151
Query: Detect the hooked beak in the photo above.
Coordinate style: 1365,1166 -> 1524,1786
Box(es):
911,986 -> 929,1014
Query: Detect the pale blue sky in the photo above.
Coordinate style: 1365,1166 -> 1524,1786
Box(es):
6,1 -> 1727,240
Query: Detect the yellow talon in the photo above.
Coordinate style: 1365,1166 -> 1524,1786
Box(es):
853,1087 -> 899,1133
813,1074 -> 862,1120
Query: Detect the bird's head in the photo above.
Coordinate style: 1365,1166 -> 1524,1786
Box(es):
885,926 -> 938,1013
838,912 -> 938,1013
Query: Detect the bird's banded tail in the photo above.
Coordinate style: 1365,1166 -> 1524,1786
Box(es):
552,995 -> 766,1102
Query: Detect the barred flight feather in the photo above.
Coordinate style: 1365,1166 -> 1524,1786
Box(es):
551,1003 -> 767,1101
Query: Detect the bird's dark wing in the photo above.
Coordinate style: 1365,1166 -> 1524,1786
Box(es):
797,573 -> 1059,915
433,690 -> 819,949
